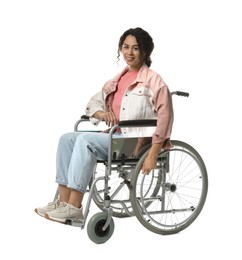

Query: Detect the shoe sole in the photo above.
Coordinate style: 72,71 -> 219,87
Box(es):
45,213 -> 67,224
34,209 -> 45,217
45,213 -> 84,225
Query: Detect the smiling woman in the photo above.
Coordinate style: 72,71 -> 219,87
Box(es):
118,27 -> 154,70
121,36 -> 142,71
35,27 -> 174,226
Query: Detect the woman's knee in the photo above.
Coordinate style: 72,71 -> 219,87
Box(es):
75,133 -> 109,159
59,132 -> 80,146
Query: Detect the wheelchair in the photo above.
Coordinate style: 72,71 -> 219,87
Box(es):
56,91 -> 208,244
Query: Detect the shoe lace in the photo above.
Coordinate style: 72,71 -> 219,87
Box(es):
54,202 -> 69,213
47,199 -> 59,207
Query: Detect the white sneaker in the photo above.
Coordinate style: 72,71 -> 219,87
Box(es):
45,202 -> 84,223
34,199 -> 65,217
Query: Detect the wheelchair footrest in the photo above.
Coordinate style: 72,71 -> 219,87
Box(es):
65,219 -> 84,228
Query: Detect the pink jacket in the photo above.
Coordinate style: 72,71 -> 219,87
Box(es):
85,64 -> 174,148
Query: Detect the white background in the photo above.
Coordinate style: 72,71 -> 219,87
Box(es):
0,0 -> 241,259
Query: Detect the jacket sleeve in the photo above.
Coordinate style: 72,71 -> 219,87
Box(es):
152,85 -> 174,147
85,90 -> 106,125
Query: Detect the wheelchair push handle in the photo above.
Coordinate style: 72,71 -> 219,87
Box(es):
171,91 -> 189,97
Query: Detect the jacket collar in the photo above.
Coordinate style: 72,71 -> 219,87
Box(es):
136,64 -> 149,83
104,64 -> 149,95
113,63 -> 149,83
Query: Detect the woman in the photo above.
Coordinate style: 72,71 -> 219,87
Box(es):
35,27 -> 174,223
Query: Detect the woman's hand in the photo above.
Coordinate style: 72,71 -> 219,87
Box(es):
93,111 -> 118,127
142,143 -> 163,174
142,154 -> 157,174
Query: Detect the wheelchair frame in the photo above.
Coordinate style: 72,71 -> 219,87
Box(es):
56,91 -> 208,244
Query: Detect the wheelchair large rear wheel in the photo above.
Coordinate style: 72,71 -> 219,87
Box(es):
130,140 -> 208,235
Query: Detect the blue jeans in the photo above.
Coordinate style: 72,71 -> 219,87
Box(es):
56,132 -> 110,193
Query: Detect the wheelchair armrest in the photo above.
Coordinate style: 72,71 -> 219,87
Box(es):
118,119 -> 157,127
81,115 -> 90,120
74,115 -> 90,131
75,117 -> 157,132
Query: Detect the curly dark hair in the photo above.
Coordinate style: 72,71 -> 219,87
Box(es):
117,27 -> 154,67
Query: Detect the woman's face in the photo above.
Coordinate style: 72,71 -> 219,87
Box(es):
121,35 -> 143,71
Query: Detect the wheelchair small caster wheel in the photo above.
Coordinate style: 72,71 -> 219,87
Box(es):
87,212 -> 115,244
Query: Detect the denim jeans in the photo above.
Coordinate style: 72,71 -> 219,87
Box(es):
55,132 -> 111,193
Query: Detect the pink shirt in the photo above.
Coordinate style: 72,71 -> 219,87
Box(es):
112,70 -> 138,120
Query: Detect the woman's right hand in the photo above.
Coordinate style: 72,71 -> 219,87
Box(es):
93,111 -> 118,127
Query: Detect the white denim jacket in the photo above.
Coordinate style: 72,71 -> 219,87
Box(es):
85,64 -> 174,148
